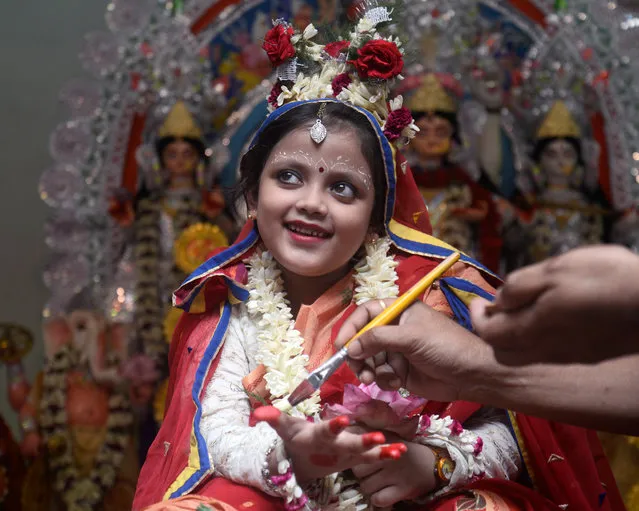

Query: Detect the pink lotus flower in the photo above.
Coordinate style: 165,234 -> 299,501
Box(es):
324,383 -> 426,439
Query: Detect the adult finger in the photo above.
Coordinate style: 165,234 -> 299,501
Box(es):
346,325 -> 418,361
386,351 -> 408,390
472,304 -> 539,353
496,262 -> 551,312
373,351 -> 388,368
372,362 -> 403,391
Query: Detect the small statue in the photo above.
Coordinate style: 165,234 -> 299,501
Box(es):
512,101 -> 605,265
108,101 -> 231,360
405,73 -> 502,273
0,323 -> 32,511
464,33 -> 532,207
18,311 -> 138,511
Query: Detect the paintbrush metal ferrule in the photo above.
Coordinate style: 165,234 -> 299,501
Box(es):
288,347 -> 348,407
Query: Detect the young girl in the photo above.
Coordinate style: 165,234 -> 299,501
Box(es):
134,9 -> 622,511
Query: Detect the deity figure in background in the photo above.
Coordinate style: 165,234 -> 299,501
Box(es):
109,101 -> 232,361
512,101 -> 605,265
406,73 -> 502,273
18,311 -> 138,511
0,323 -> 32,511
465,34 -> 532,207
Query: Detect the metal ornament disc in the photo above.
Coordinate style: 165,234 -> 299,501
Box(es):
309,118 -> 327,144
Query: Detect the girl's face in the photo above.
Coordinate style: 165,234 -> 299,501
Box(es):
255,127 -> 377,278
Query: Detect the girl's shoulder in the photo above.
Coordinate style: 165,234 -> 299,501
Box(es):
392,250 -> 497,298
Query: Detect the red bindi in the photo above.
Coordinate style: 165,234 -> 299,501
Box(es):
319,166 -> 325,173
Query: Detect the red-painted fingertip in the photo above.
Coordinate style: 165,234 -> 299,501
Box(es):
391,442 -> 408,453
329,415 -> 351,434
362,431 -> 386,447
251,406 -> 281,424
380,446 -> 402,460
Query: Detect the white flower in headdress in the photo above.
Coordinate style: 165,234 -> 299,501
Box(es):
291,23 -> 318,44
389,95 -> 404,112
278,71 -> 334,105
355,17 -> 375,34
302,23 -> 318,40
306,42 -> 325,61
337,81 -> 388,122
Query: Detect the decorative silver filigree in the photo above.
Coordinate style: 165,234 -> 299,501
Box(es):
309,118 -> 327,144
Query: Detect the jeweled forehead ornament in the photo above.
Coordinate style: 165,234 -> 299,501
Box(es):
309,102 -> 328,144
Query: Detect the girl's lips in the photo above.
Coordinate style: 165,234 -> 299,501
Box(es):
285,224 -> 332,245
285,222 -> 332,238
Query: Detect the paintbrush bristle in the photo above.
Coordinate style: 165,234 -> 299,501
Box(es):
287,379 -> 316,407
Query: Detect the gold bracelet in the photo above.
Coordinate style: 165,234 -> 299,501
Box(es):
430,447 -> 456,489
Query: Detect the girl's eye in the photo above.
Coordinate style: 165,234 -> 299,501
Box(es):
278,170 -> 302,185
332,182 -> 356,199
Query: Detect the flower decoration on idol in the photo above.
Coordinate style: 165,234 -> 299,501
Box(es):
262,3 -> 419,147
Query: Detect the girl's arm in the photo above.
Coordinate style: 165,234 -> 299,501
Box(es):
201,306 -> 402,500
417,407 -> 521,490
200,307 -> 284,494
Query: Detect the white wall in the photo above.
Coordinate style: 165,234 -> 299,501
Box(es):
0,0 -> 106,436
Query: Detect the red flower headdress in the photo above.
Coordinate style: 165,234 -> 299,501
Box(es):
262,3 -> 419,148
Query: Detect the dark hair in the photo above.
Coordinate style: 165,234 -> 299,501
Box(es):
531,136 -> 584,167
235,102 -> 388,231
412,110 -> 461,144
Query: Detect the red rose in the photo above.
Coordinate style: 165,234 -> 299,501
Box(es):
324,40 -> 351,58
350,40 -> 403,80
331,73 -> 352,96
262,24 -> 295,67
383,107 -> 412,141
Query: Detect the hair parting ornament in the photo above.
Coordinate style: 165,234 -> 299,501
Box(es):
309,102 -> 328,144
261,1 -> 419,149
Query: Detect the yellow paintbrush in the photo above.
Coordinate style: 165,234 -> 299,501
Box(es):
286,252 -> 461,408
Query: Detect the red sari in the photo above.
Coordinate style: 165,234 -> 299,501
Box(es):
133,247 -> 624,511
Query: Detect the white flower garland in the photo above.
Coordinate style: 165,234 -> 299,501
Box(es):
245,236 -> 399,509
245,236 -> 398,416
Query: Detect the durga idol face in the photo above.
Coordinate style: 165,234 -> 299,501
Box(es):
411,115 -> 454,162
539,138 -> 579,189
161,139 -> 201,179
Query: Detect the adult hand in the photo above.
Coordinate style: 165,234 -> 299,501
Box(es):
334,299 -> 484,402
470,245 -> 639,365
352,438 -> 437,507
252,406 -> 406,484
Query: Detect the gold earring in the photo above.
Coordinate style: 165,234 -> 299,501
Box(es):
248,211 -> 256,221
